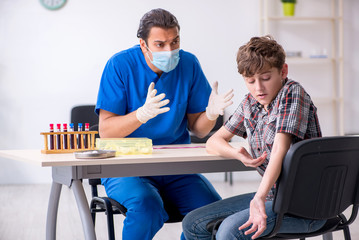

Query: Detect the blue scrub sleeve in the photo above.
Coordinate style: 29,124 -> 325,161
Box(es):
96,57 -> 127,116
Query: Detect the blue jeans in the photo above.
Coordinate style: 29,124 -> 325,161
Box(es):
102,174 -> 221,240
182,192 -> 326,240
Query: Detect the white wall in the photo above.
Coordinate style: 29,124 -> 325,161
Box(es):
0,0 -> 358,184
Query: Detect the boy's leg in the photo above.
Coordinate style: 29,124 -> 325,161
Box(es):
216,200 -> 327,240
102,177 -> 168,240
215,200 -> 273,240
182,189 -> 256,240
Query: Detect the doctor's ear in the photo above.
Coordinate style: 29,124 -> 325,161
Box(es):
139,39 -> 148,51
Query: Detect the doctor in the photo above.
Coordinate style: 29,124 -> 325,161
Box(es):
96,8 -> 233,240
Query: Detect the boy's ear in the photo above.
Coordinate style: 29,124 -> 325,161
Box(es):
281,63 -> 288,80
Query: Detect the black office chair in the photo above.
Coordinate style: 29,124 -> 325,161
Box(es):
206,136 -> 359,240
71,105 -> 99,134
71,105 -> 184,240
190,115 -> 223,143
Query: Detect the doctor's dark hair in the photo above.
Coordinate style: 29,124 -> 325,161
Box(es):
137,8 -> 180,42
236,35 -> 286,77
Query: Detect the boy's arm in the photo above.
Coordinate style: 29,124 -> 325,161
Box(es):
240,132 -> 292,239
255,132 -> 292,200
206,126 -> 267,168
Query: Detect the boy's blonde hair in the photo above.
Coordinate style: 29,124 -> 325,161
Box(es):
236,35 -> 286,77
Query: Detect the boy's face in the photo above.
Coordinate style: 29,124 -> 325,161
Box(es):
244,64 -> 288,111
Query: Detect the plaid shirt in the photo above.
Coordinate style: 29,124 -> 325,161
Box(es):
224,79 -> 322,200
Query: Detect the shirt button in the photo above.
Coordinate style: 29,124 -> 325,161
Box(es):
257,148 -> 260,152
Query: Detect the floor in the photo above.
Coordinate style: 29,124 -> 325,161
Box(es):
0,176 -> 358,240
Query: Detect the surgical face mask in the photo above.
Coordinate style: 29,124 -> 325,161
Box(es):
145,45 -> 180,73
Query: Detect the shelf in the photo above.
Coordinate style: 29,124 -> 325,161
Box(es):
259,0 -> 344,135
312,97 -> 343,105
286,57 -> 335,64
261,16 -> 340,21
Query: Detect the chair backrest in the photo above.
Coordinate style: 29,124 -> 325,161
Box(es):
273,136 -> 359,223
212,115 -> 224,132
191,115 -> 223,143
70,105 -> 98,131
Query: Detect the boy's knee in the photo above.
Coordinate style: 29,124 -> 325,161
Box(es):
182,211 -> 213,240
182,208 -> 204,230
216,226 -> 244,240
215,218 -> 250,240
182,213 -> 193,234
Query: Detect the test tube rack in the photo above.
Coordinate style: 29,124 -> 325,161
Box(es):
40,131 -> 98,154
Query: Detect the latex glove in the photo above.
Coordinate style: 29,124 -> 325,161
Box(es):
136,82 -> 170,124
206,81 -> 234,121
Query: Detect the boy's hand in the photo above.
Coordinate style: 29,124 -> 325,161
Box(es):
206,81 -> 234,120
136,82 -> 170,123
239,195 -> 267,239
236,147 -> 267,168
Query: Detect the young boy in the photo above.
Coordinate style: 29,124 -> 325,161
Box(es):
182,36 -> 326,240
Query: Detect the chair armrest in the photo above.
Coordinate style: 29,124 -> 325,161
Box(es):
90,196 -> 127,216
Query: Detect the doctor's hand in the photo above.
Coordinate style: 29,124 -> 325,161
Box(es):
136,82 -> 170,124
206,81 -> 234,121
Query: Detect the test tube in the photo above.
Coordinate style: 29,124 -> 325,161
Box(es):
84,123 -> 89,148
69,123 -> 75,149
56,124 -> 62,150
49,124 -> 54,150
78,123 -> 83,149
63,123 -> 68,149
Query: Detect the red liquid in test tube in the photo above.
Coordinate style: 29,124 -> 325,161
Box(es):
63,123 -> 68,149
56,124 -> 62,150
49,124 -> 54,150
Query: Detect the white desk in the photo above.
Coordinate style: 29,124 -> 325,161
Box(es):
0,143 -> 333,240
0,142 -> 252,240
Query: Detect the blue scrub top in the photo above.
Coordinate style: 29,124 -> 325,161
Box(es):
96,45 -> 211,145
